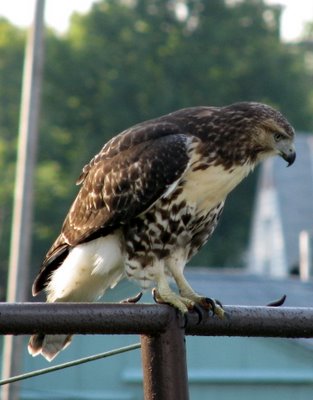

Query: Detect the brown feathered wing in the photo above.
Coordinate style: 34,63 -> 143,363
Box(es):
32,122 -> 191,295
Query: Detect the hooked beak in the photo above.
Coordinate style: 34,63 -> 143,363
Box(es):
280,145 -> 296,167
281,148 -> 296,167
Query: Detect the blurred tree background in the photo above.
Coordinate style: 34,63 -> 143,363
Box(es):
1,0 -> 313,297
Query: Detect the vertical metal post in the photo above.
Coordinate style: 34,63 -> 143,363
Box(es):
1,1 -> 45,400
7,0 -> 45,303
141,311 -> 189,400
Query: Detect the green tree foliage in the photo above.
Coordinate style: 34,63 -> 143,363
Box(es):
1,0 -> 313,292
0,19 -> 25,296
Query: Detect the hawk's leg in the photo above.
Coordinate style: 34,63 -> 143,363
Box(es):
154,272 -> 196,314
153,271 -> 224,321
152,287 -> 204,325
170,266 -> 224,319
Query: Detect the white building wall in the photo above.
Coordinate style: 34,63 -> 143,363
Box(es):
248,160 -> 288,277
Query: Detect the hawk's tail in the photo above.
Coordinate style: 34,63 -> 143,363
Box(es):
28,333 -> 72,362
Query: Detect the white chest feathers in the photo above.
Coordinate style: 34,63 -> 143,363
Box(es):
182,162 -> 253,211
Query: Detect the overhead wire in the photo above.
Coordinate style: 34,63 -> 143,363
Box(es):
0,342 -> 141,386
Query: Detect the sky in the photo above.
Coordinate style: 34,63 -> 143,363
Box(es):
0,0 -> 313,42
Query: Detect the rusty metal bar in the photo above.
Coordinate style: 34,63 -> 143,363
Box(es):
1,303 -> 313,338
0,303 -> 171,335
185,306 -> 313,338
141,312 -> 189,400
1,303 -> 313,400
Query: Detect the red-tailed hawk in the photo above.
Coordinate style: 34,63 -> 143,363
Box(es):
28,102 -> 295,360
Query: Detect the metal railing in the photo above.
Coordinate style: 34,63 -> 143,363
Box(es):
1,303 -> 313,399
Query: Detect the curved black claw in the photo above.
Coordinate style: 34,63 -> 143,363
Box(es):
215,299 -> 223,308
203,297 -> 217,314
192,303 -> 204,324
179,311 -> 189,329
120,292 -> 143,304
266,294 -> 287,307
152,288 -> 166,304
202,297 -> 225,319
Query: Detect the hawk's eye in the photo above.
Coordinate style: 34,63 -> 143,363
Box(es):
274,133 -> 283,142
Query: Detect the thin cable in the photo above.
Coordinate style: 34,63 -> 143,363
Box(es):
0,342 -> 141,386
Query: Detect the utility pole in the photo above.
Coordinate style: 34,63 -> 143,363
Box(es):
1,1 -> 45,399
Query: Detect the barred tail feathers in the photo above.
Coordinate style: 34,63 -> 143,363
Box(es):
28,334 -> 72,362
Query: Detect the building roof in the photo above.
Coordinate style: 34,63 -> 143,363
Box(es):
184,268 -> 313,307
105,267 -> 313,308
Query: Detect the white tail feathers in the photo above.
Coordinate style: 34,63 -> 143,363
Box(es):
28,333 -> 72,362
28,235 -> 124,361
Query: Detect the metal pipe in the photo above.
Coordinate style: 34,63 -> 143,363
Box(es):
141,313 -> 189,400
0,303 -> 172,335
185,306 -> 313,338
1,303 -> 313,338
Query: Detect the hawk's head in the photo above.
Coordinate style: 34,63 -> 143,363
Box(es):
221,102 -> 296,167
